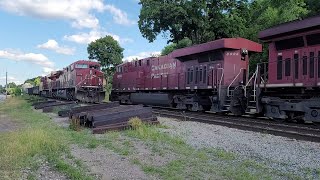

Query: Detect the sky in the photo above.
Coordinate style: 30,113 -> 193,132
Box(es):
0,0 -> 167,86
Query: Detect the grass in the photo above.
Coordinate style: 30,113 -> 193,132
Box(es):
0,96 -> 318,180
0,96 -> 93,179
123,123 -> 312,180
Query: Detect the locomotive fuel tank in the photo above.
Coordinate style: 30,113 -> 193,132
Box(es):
130,93 -> 172,106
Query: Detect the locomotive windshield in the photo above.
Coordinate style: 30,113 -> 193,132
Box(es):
89,65 -> 100,70
75,64 -> 89,69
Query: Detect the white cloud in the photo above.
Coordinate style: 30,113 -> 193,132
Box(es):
105,4 -> 136,25
0,50 -> 54,70
0,0 -> 104,29
0,1 -> 136,28
0,76 -> 22,85
37,39 -> 75,55
64,30 -> 133,45
42,67 -> 55,74
123,51 -> 161,62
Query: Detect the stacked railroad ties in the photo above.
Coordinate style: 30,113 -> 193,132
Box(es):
27,97 -> 158,133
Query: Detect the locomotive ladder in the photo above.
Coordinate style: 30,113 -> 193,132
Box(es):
227,68 -> 245,97
244,64 -> 259,113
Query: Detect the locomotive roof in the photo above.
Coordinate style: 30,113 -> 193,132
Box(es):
72,60 -> 100,65
170,38 -> 262,58
48,70 -> 63,79
258,15 -> 320,41
46,60 -> 100,79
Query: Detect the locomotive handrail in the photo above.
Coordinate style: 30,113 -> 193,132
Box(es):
217,68 -> 224,100
227,68 -> 244,97
244,65 -> 258,97
76,74 -> 89,87
76,74 -> 102,88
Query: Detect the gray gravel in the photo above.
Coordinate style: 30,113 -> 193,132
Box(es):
158,117 -> 320,178
21,159 -> 68,180
70,144 -> 151,180
0,95 -> 5,103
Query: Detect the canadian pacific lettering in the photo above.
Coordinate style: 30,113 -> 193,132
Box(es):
151,62 -> 176,78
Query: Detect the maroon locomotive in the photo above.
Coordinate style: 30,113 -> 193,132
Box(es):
257,15 -> 320,122
111,15 -> 320,123
40,60 -> 105,102
111,38 -> 262,113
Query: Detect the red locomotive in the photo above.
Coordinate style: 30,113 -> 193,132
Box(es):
39,60 -> 105,103
111,15 -> 320,123
111,38 -> 262,113
257,15 -> 320,122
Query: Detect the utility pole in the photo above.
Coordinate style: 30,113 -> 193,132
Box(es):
5,70 -> 7,99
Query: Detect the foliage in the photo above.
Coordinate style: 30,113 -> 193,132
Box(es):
87,36 -> 124,80
7,87 -> 22,96
8,82 -> 17,88
161,37 -> 193,55
0,85 -> 4,93
123,122 -> 304,179
244,0 -> 309,68
138,0 -> 252,44
128,117 -> 143,129
87,36 -> 124,99
0,97 -> 93,179
139,0 -> 310,44
305,0 -> 320,16
33,77 -> 41,86
24,77 -> 41,86
139,0 -> 311,68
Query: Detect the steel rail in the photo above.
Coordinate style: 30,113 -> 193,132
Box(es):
152,108 -> 320,143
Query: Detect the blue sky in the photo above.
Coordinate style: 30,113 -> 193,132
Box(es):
0,0 -> 167,86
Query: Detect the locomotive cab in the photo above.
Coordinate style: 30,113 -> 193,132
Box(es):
171,38 -> 262,114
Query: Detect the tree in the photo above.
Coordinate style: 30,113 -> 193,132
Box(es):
8,82 -> 16,88
305,0 -> 320,16
87,35 -> 124,92
140,0 -> 310,72
244,0 -> 308,71
161,37 -> 193,55
138,0 -> 252,44
34,77 -> 41,86
139,0 -> 209,44
0,85 -> 3,93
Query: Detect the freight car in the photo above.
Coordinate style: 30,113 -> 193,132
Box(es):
26,86 -> 39,95
111,15 -> 320,123
38,60 -> 105,103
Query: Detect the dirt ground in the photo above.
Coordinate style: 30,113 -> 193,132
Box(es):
0,113 -> 19,132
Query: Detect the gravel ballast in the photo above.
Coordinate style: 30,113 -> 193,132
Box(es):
158,117 -> 320,178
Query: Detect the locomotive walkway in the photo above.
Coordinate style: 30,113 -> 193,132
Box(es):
152,108 -> 320,143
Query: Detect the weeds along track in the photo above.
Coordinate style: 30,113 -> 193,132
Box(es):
152,107 -> 320,143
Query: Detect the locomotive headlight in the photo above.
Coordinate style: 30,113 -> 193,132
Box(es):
241,48 -> 248,61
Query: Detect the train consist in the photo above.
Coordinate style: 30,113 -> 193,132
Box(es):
28,60 -> 105,103
111,15 -> 320,123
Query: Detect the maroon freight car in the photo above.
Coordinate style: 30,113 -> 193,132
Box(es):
256,15 -> 320,122
40,60 -> 105,102
111,38 -> 262,114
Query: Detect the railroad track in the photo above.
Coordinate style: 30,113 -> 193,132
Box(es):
152,108 -> 320,143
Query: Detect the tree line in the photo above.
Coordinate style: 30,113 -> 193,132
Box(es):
139,0 -> 318,55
